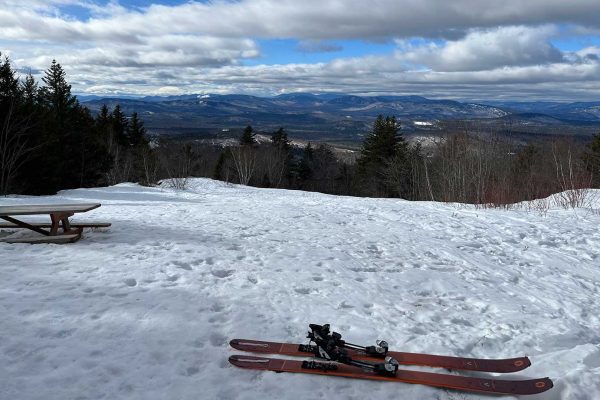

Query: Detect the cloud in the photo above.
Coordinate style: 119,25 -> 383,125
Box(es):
395,26 -> 564,72
1,0 -> 600,100
3,0 -> 600,43
39,52 -> 595,101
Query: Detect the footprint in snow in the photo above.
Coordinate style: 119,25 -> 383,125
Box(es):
124,278 -> 137,287
211,270 -> 234,278
172,261 -> 192,271
209,333 -> 227,346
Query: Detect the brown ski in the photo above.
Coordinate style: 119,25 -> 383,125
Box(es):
229,339 -> 531,373
229,355 -> 553,396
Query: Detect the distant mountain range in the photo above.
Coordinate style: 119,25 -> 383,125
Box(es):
80,93 -> 600,140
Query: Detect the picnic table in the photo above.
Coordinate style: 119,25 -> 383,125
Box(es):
0,203 -> 109,244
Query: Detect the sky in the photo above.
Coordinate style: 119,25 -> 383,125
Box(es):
1,0 -> 599,100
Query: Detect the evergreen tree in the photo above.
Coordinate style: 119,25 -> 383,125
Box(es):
271,127 -> 290,151
358,115 -> 406,168
72,105 -> 112,188
267,127 -> 292,186
128,112 -> 148,148
0,54 -> 20,98
1,58 -> 112,194
298,142 -> 314,183
584,133 -> 600,187
40,60 -> 77,115
97,104 -> 110,128
240,125 -> 256,146
21,60 -> 112,193
21,73 -> 38,105
128,112 -> 152,183
357,115 -> 408,196
214,151 -> 228,181
111,104 -> 129,146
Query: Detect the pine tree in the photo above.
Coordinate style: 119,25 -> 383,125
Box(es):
21,73 -> 38,105
111,104 -> 129,146
128,112 -> 152,183
40,60 -> 77,114
214,151 -> 228,180
240,125 -> 256,146
298,142 -> 314,183
22,60 -> 112,193
584,133 -> 600,187
357,115 -> 408,196
128,112 -> 148,147
96,104 -> 111,133
358,115 -> 406,168
0,54 -> 20,98
271,127 -> 290,151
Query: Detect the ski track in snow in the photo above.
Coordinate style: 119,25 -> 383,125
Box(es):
1,179 -> 599,400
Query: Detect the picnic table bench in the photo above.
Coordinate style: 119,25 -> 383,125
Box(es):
0,203 -> 109,244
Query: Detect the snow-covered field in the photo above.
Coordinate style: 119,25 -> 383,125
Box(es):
1,179 -> 599,400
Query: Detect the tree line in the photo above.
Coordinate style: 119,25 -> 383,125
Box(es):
169,117 -> 600,206
2,53 -> 599,206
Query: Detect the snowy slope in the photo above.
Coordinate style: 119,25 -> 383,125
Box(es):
1,179 -> 599,400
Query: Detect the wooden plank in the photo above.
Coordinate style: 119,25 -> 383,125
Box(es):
0,203 -> 101,216
0,233 -> 81,244
0,215 -> 51,236
0,221 -> 111,228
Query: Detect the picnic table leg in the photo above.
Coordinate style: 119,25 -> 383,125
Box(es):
50,212 -> 75,235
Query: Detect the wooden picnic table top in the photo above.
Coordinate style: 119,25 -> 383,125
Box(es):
0,203 -> 101,216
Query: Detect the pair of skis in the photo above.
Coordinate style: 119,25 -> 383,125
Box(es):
229,324 -> 553,396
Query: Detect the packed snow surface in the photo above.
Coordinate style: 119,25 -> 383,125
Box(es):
1,179 -> 599,400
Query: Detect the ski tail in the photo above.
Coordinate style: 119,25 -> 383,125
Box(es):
229,355 -> 553,396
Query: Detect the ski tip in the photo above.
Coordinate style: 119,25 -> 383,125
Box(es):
229,339 -> 239,347
513,356 -> 532,371
531,377 -> 554,394
542,377 -> 554,389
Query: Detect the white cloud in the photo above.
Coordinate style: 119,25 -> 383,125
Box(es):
1,0 -> 600,99
3,0 -> 600,43
395,26 -> 564,72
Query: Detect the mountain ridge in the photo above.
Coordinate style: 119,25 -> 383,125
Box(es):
79,93 -> 600,138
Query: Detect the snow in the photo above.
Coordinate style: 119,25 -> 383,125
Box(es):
1,179 -> 600,400
413,121 -> 434,126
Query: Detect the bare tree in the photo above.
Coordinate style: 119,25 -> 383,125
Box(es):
552,140 -> 592,208
104,126 -> 132,185
140,146 -> 159,186
163,144 -> 195,190
258,146 -> 287,188
230,145 -> 257,185
0,99 -> 35,195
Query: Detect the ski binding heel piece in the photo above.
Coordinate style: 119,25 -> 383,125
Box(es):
374,356 -> 399,377
365,340 -> 389,357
